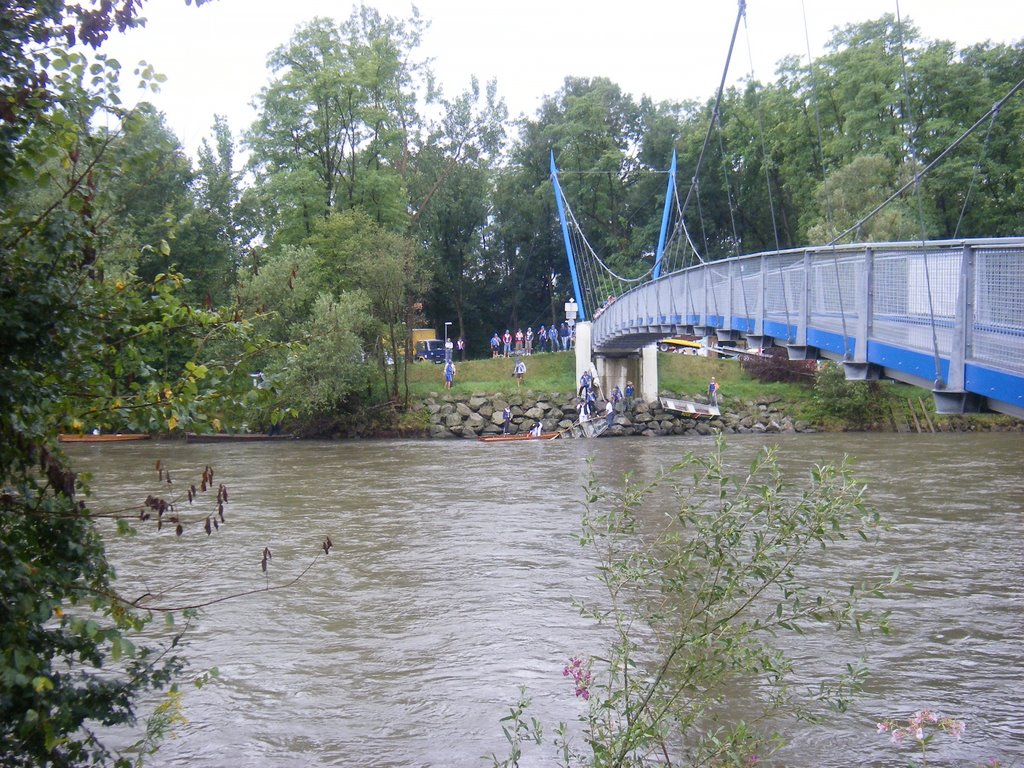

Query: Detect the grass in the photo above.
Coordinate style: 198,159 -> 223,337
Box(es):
403,351 -> 577,397
403,349 -> 811,403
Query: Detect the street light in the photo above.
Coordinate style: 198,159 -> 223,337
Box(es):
444,321 -> 453,362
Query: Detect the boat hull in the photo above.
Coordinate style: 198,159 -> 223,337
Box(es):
58,434 -> 151,443
659,397 -> 720,417
478,432 -> 561,443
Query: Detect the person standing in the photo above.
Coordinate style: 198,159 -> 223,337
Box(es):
443,359 -> 456,390
456,336 -> 465,360
548,325 -> 558,352
502,329 -> 512,357
605,398 -> 615,427
514,328 -> 524,354
624,381 -> 635,408
513,357 -> 526,388
502,405 -> 512,434
537,325 -> 547,353
559,322 -> 570,351
525,327 -> 534,355
708,376 -> 719,406
490,332 -> 501,358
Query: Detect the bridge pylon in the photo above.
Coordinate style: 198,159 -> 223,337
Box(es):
577,321 -> 659,405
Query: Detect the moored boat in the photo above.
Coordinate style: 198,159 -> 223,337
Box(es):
659,397 -> 720,418
58,433 -> 151,443
478,431 -> 561,443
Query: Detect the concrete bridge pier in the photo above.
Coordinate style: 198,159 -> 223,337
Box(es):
575,321 -> 658,402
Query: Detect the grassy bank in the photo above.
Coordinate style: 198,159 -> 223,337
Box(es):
406,350 -> 808,401
405,351 -> 577,397
402,350 -> 1019,433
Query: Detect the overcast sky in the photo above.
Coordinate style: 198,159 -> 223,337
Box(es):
101,0 -> 1024,157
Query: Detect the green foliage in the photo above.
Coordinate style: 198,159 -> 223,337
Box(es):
280,292 -> 376,414
0,5 -> 274,765
497,438 -> 893,766
805,154 -> 920,243
246,7 -> 428,238
810,363 -> 891,428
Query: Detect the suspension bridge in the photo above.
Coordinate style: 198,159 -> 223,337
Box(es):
550,2 -> 1024,419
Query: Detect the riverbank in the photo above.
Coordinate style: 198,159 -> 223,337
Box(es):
407,389 -> 1020,439
413,390 -> 806,438
298,354 -> 1019,438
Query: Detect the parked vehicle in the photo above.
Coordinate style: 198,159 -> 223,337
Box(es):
414,339 -> 447,363
658,337 -> 704,353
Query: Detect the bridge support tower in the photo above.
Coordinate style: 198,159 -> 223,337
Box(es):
576,322 -> 659,403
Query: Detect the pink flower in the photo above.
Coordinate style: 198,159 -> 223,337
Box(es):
877,722 -> 889,733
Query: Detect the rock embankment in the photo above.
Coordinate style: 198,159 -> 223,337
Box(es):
413,392 -> 808,439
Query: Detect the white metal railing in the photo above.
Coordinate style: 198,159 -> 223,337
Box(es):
591,237 -> 1024,416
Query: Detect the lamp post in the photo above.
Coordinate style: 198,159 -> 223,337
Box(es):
444,321 -> 452,362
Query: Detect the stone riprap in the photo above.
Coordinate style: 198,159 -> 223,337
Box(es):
413,392 -> 808,439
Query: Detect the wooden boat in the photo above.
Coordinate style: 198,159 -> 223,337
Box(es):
59,433 -> 151,443
478,431 -> 561,443
659,397 -> 720,418
186,432 -> 295,443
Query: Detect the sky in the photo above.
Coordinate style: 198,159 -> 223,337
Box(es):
101,0 -> 1024,158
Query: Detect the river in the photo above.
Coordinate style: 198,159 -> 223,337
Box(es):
67,432 -> 1023,767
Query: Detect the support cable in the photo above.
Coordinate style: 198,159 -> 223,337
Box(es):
679,0 -> 747,219
800,0 -> 849,357
894,0 -> 943,385
953,107 -> 1000,238
828,76 -> 1024,245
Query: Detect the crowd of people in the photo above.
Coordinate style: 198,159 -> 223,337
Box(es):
489,322 -> 574,358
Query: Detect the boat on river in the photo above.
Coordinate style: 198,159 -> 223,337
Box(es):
185,432 -> 295,443
478,431 -> 561,443
660,397 -> 720,418
58,433 -> 151,443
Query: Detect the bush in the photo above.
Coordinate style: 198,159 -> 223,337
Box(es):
741,347 -> 818,384
493,438 -> 893,767
811,363 -> 889,427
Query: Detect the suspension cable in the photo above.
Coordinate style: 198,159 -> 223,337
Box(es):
894,0 -> 943,384
679,0 -> 747,219
828,76 -> 1024,245
953,106 -> 1000,238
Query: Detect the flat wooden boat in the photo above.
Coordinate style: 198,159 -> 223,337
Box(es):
478,431 -> 561,443
185,432 -> 294,443
59,433 -> 151,443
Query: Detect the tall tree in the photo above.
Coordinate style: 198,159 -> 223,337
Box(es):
246,5 -> 428,243
412,77 -> 507,353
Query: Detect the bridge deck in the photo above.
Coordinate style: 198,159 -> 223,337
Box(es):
591,238 -> 1024,419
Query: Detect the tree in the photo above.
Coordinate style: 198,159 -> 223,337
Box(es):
413,77 -> 507,354
246,6 -> 428,243
805,154 -> 918,243
0,4 -> 280,766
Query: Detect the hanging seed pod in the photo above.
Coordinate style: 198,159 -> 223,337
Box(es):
175,523 -> 183,537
